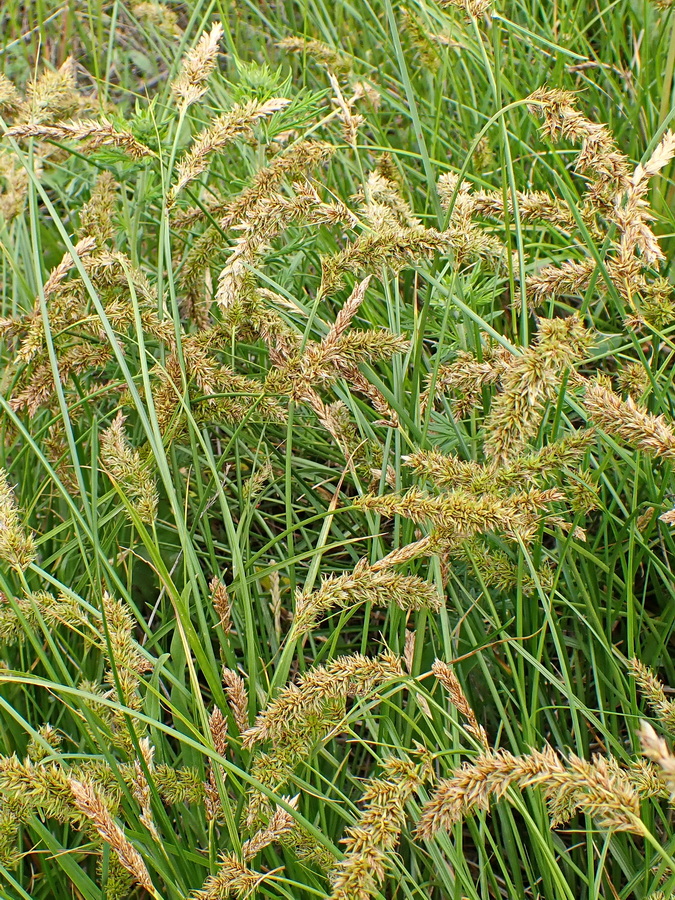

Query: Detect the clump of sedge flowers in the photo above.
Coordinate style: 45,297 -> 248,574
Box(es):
0,469 -> 36,571
99,413 -> 158,525
329,753 -> 434,900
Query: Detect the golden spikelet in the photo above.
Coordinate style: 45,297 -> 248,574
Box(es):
292,559 -> 442,637
416,746 -> 642,839
329,755 -> 433,900
205,706 -> 228,821
0,469 -> 37,572
328,71 -> 364,147
190,854 -> 263,899
222,668 -> 249,733
6,119 -> 153,159
583,378 -> 675,459
527,87 -> 631,197
210,577 -> 232,632
241,798 -> 298,859
241,651 -> 404,749
69,779 -> 154,892
171,22 -> 224,114
132,738 -> 158,839
0,149 -> 30,222
24,57 -> 81,125
99,412 -> 158,525
277,36 -> 351,72
432,660 -> 489,748
0,73 -> 21,113
170,98 -> 291,204
79,171 -> 118,244
483,315 -> 591,463
628,659 -> 675,734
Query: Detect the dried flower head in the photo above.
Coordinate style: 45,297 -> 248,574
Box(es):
69,779 -> 153,891
100,413 -> 158,525
0,469 -> 37,572
172,22 -> 224,114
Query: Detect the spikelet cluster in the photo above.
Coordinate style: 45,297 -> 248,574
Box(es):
432,660 -> 489,748
417,745 -> 642,838
521,92 -> 675,327
242,651 -> 403,749
292,558 -> 442,637
329,754 -> 434,900
169,97 -> 291,204
0,469 -> 36,571
69,779 -> 153,892
0,590 -> 205,873
171,22 -> 223,113
583,378 -> 675,460
100,413 -> 158,525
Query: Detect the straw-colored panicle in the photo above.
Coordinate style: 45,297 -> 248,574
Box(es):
328,71 -> 364,147
416,745 -> 642,839
170,97 -> 291,204
69,779 -> 154,892
436,174 -> 510,272
6,119 -> 153,159
210,577 -> 232,633
628,659 -> 675,735
319,221 -> 450,299
149,346 -> 285,443
132,738 -> 158,839
483,315 -> 592,463
215,182 -> 355,310
264,276 -> 406,428
405,431 -> 592,493
357,167 -> 420,232
189,854 -> 262,899
9,343 -> 112,417
0,150 -> 30,222
0,469 -> 37,572
0,589 -> 94,648
638,721 -> 675,800
222,667 -> 249,733
466,184 -> 582,234
584,378 -> 675,459
615,129 -> 675,266
329,755 -> 434,900
356,484 -> 564,546
99,412 -> 158,525
292,558 -> 442,637
527,88 -> 631,198
24,57 -> 82,126
432,660 -> 489,748
78,171 -> 118,244
99,591 -> 152,752
448,538 -> 554,594
205,705 -> 228,821
171,22 -> 224,114
277,36 -> 351,72
177,138 -> 334,229
420,344 -> 511,419
242,651 -> 404,749
241,798 -> 297,859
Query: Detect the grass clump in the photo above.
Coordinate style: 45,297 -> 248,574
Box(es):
2,0 -> 675,898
